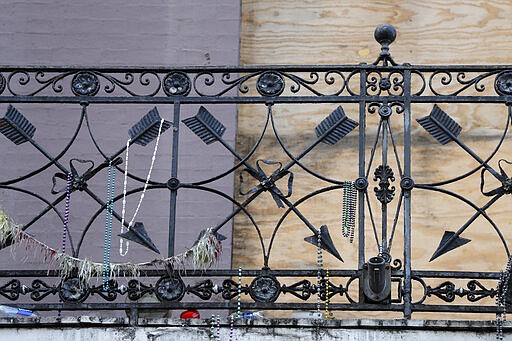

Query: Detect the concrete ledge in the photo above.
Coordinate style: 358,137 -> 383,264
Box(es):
138,317 -> 505,331
0,316 -> 506,330
0,317 -> 508,340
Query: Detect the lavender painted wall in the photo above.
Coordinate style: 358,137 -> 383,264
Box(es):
0,0 -> 239,278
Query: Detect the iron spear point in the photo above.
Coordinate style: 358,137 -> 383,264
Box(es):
304,225 -> 343,262
118,222 -> 160,254
429,231 -> 471,262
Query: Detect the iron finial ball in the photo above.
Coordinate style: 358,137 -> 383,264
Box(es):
374,24 -> 396,46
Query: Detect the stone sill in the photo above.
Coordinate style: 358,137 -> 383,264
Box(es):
0,316 -> 506,331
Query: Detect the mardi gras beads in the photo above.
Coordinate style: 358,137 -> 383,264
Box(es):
103,161 -> 115,291
341,181 -> 357,243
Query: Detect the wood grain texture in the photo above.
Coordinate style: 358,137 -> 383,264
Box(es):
240,0 -> 512,65
234,1 -> 512,318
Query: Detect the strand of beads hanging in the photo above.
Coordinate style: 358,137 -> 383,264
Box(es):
497,254 -> 512,340
108,164 -> 116,278
325,267 -> 333,319
216,314 -> 221,341
209,315 -> 216,340
103,161 -> 115,291
237,267 -> 242,318
341,181 -> 357,243
120,139 -> 130,256
317,229 -> 323,313
61,172 -> 72,255
120,118 -> 165,256
58,172 -> 72,319
229,314 -> 234,341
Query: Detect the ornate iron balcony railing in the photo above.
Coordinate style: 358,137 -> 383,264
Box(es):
0,25 -> 511,323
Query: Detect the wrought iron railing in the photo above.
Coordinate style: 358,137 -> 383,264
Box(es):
0,24 -> 511,322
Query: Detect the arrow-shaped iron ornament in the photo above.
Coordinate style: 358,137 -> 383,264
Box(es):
193,228 -> 227,244
430,231 -> 471,262
118,222 -> 160,254
183,105 -> 359,262
0,105 -> 36,145
417,104 -> 461,145
418,105 -> 511,261
182,106 -> 226,145
239,159 -> 293,209
315,106 -> 359,145
304,225 -> 343,262
0,105 -> 172,255
129,107 -> 172,146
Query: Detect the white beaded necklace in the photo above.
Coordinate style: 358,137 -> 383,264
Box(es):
120,118 -> 165,256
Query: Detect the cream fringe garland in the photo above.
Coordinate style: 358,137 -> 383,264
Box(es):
0,210 -> 222,284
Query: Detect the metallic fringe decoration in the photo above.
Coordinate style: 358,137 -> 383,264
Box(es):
0,210 -> 15,246
187,227 -> 222,270
0,211 -> 222,284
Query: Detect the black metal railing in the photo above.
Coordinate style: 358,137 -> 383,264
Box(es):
0,24 -> 511,321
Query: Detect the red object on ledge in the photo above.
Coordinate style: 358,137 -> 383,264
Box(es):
180,309 -> 200,319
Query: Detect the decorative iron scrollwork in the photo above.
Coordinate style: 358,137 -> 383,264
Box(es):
378,105 -> 392,118
155,275 -> 186,302
193,70 -> 350,97
427,281 -> 456,302
187,279 -> 215,300
256,72 -> 285,97
249,275 -> 281,303
366,71 -> 404,96
281,279 -> 313,300
466,279 -> 497,302
51,158 -> 121,194
354,177 -> 368,191
71,72 -> 100,96
0,73 -> 5,95
480,159 -> 512,196
373,165 -> 396,204
90,280 -> 118,301
127,279 -> 154,301
163,72 -> 191,96
0,279 -> 22,300
426,280 -> 496,303
318,278 -> 345,300
222,279 -> 248,300
495,71 -> 512,96
400,177 -> 414,191
59,277 -> 89,303
31,279 -> 58,301
379,78 -> 391,91
428,70 -> 499,96
239,159 -> 293,209
6,70 -> 163,96
368,102 -> 404,116
391,258 -> 403,271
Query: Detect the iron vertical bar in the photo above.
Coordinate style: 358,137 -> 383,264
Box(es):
168,101 -> 181,257
358,70 -> 367,270
403,70 -> 412,319
381,118 -> 388,253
